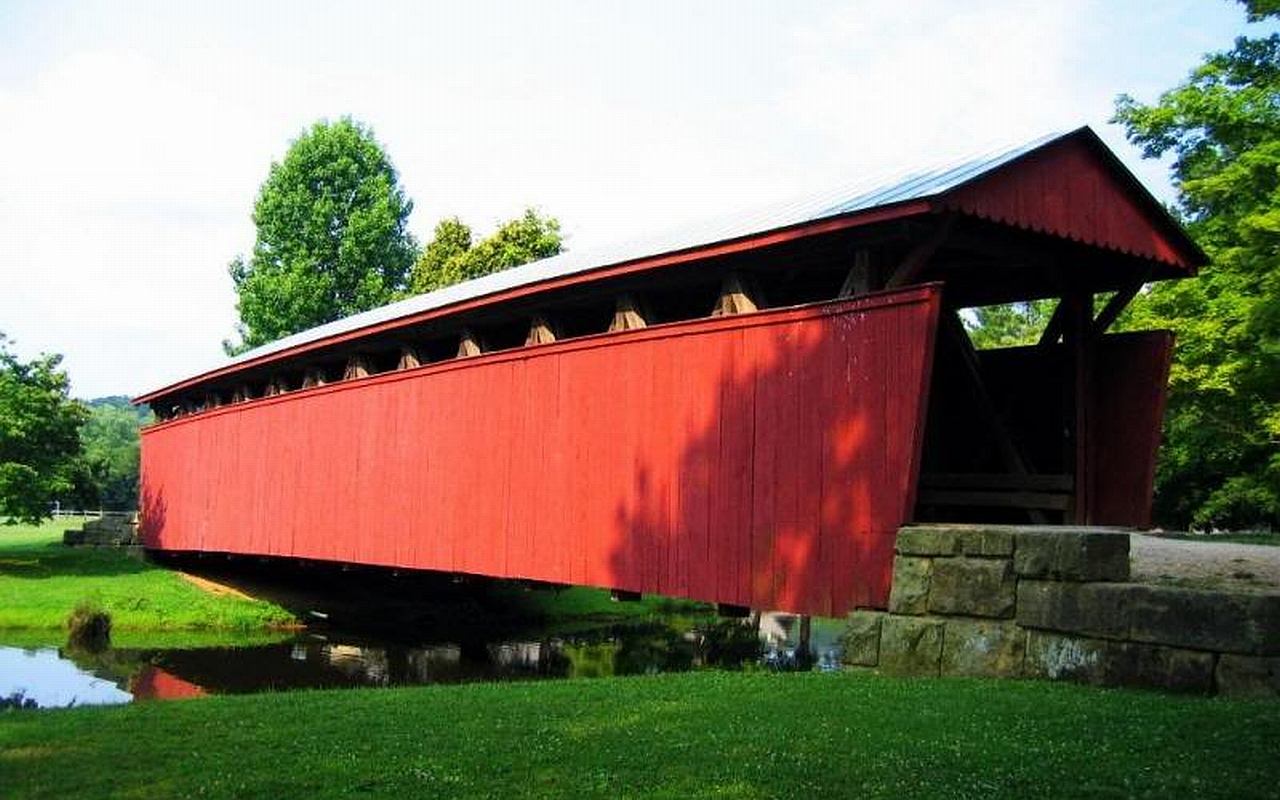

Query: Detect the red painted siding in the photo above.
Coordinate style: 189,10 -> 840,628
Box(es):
1086,331 -> 1174,527
140,287 -> 942,615
941,137 -> 1190,267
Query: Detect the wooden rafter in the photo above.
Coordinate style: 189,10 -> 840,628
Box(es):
885,215 -> 955,289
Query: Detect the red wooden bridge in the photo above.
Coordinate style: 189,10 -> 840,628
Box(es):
135,127 -> 1204,616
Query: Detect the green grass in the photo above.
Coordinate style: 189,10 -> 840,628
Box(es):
0,520 -> 295,638
1,672 -> 1276,799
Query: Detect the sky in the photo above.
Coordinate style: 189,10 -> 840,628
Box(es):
0,1 -> 1270,400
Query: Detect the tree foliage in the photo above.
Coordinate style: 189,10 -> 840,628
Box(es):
966,301 -> 1056,350
408,208 -> 562,295
1112,5 -> 1280,529
0,334 -> 87,523
76,397 -> 150,511
226,117 -> 417,354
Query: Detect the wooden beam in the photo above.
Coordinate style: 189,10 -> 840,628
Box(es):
608,293 -> 649,332
838,248 -> 873,297
1063,292 -> 1094,523
343,355 -> 371,380
457,328 -> 483,358
265,376 -> 290,396
1038,300 -> 1068,347
1091,280 -> 1144,339
300,367 -> 327,389
884,215 -> 955,289
711,273 -> 759,316
230,384 -> 254,403
525,315 -> 558,346
396,346 -> 421,370
917,489 -> 1073,512
919,472 -> 1074,492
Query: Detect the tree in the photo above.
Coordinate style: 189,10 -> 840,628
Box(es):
226,117 -> 418,354
77,397 -> 150,511
407,208 -> 562,295
1112,3 -> 1280,529
0,334 -> 87,524
965,300 -> 1056,350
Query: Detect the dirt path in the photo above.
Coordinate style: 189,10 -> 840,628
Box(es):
177,572 -> 259,601
1130,534 -> 1280,592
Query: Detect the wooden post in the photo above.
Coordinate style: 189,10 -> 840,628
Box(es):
397,346 -> 421,370
301,367 -> 327,389
838,249 -> 873,297
525,315 -> 558,346
710,273 -> 759,316
231,384 -> 254,403
608,293 -> 648,332
1063,292 -> 1094,523
203,391 -> 222,410
343,355 -> 371,380
457,328 -> 483,358
264,376 -> 289,396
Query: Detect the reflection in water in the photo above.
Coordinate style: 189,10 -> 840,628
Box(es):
0,647 -> 132,708
0,611 -> 844,709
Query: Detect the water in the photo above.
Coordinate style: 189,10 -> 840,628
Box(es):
0,613 -> 844,709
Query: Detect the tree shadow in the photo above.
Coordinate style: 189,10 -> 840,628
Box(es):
606,290 -> 939,616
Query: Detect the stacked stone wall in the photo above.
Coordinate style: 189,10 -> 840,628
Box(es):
843,525 -> 1279,698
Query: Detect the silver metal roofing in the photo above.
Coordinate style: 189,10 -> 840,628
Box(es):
146,127 -> 1079,396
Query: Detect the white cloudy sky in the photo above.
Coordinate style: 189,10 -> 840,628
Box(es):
0,1 -> 1270,399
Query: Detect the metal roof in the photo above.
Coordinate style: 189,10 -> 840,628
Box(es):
143,126 -> 1104,399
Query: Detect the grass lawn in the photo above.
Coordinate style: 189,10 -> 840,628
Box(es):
0,520 -> 295,636
1,672 -> 1277,799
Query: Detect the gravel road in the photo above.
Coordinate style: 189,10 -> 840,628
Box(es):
1130,534 -> 1280,592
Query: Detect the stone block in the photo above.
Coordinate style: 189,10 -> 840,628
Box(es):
928,557 -> 1015,618
1013,528 -> 1129,582
1128,587 -> 1280,656
888,557 -> 932,615
959,528 -> 1015,557
878,616 -> 944,677
939,619 -> 1026,677
896,527 -> 960,557
840,611 -> 884,667
1024,631 -> 1106,682
1025,631 -> 1214,692
1016,581 -> 1135,639
1216,655 -> 1280,699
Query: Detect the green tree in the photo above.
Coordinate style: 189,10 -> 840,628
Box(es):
1112,4 -> 1280,529
226,117 -> 418,354
407,208 -> 562,295
966,300 -> 1056,350
0,334 -> 87,524
78,397 -> 150,511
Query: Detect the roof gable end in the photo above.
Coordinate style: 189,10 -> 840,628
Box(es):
934,128 -> 1204,270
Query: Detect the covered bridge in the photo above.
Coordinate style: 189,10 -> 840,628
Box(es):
135,126 -> 1205,616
